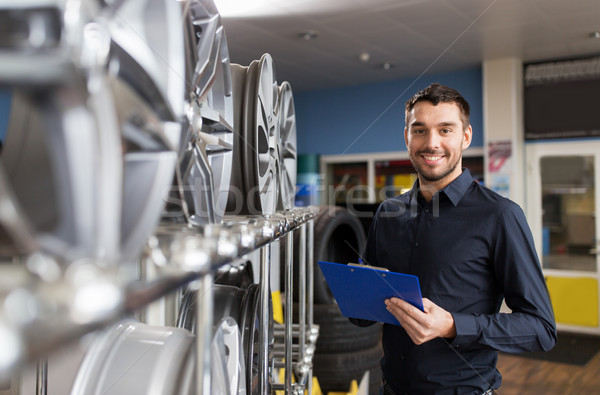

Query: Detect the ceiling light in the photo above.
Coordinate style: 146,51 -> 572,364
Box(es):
381,62 -> 394,70
299,31 -> 318,40
359,52 -> 371,63
590,31 -> 600,39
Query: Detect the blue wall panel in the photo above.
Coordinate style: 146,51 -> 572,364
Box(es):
294,67 -> 483,155
0,88 -> 11,142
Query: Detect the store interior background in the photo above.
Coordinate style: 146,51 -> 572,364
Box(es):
212,0 -> 600,338
1,0 -> 600,392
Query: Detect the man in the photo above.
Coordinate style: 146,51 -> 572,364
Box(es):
354,83 -> 556,394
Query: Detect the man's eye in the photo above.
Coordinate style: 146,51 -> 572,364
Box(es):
441,129 -> 452,134
413,129 -> 425,134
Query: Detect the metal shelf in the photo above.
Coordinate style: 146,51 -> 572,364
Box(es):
0,206 -> 319,395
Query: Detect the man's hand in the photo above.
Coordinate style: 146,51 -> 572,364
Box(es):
385,297 -> 456,345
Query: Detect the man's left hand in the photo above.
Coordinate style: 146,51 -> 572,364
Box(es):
385,297 -> 457,345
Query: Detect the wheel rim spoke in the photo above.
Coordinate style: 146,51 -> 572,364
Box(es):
178,0 -> 234,224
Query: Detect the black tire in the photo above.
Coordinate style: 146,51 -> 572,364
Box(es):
312,303 -> 382,353
313,342 -> 383,395
281,206 -> 367,303
312,206 -> 366,303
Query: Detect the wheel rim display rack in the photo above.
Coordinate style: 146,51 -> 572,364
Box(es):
0,0 -> 316,394
0,208 -> 319,395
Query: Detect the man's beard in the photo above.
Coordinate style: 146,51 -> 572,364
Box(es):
409,151 -> 462,182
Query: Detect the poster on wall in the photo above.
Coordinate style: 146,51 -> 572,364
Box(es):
488,140 -> 512,198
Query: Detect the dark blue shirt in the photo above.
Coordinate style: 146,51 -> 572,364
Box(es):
362,169 -> 556,395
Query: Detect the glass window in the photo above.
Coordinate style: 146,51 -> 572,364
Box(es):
541,156 -> 596,272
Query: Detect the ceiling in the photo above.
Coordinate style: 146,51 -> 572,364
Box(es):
219,0 -> 600,92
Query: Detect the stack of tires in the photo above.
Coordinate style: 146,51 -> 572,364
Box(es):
306,206 -> 383,395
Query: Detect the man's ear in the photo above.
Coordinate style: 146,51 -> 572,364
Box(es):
404,127 -> 409,148
462,125 -> 472,150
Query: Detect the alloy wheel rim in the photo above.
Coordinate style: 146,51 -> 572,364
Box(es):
276,81 -> 298,211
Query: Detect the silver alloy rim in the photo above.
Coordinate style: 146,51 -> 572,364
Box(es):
71,321 -> 195,395
176,285 -> 248,394
241,283 -> 273,395
99,0 -> 184,262
0,0 -> 183,263
72,318 -> 246,395
211,317 -> 247,395
225,63 -> 249,215
178,0 -> 234,225
243,54 -> 279,215
0,1 -> 122,262
276,82 -> 298,211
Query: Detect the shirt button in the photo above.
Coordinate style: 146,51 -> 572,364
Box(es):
415,242 -> 419,246
400,355 -> 405,360
424,209 -> 429,213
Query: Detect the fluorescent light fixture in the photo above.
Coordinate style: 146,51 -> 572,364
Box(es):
213,0 -> 357,18
213,0 -> 275,17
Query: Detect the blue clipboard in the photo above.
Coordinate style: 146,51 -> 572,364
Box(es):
318,260 -> 424,326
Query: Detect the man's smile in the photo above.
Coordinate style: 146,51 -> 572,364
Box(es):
421,154 -> 445,164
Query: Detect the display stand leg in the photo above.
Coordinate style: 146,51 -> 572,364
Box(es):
196,273 -> 213,395
284,232 -> 294,393
259,245 -> 271,394
307,218 -> 315,395
35,358 -> 47,395
299,224 -> 307,370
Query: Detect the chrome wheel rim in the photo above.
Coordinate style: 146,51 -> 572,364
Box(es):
211,317 -> 247,395
224,63 -> 248,215
103,0 -> 184,262
178,0 -> 234,225
0,0 -> 183,263
72,321 -> 195,395
240,283 -> 273,394
177,285 -> 248,395
276,82 -> 298,211
243,54 -> 279,215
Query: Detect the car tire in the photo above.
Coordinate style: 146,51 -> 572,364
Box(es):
288,206 -> 365,303
313,342 -> 383,395
311,303 -> 382,353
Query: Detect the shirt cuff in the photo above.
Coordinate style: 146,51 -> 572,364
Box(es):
450,313 -> 480,347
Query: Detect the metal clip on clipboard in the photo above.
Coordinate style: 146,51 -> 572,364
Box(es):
347,262 -> 389,272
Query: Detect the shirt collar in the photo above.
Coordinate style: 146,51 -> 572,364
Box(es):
442,168 -> 473,206
409,168 -> 474,207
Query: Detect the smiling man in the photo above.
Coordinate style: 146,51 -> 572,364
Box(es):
352,83 -> 557,395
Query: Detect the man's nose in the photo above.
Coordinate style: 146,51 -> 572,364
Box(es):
424,131 -> 441,149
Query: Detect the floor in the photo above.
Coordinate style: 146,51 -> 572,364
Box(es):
496,349 -> 600,394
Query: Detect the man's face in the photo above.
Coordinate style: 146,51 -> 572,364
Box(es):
404,101 -> 472,186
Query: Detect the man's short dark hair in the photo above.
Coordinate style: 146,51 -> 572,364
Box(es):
405,83 -> 470,129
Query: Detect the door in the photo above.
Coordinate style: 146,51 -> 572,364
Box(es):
527,141 -> 600,334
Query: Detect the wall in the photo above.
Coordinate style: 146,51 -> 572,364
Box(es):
0,68 -> 483,153
0,88 -> 11,142
294,66 -> 483,155
483,58 -> 524,207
